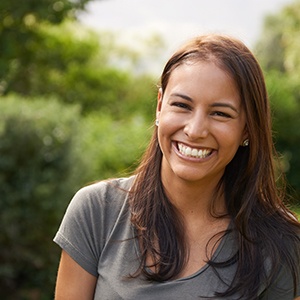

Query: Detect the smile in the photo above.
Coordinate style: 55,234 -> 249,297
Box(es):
177,143 -> 213,159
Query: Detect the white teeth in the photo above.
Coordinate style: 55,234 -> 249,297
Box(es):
191,149 -> 198,156
177,143 -> 212,159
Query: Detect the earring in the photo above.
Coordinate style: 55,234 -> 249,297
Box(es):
155,119 -> 159,126
242,139 -> 249,147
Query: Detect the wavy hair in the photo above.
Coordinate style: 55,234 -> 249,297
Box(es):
129,34 -> 300,298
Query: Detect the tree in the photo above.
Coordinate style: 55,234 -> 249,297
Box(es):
0,0 -> 159,117
255,0 -> 300,200
0,0 -> 92,95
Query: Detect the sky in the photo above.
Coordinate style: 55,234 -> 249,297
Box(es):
79,0 -> 293,74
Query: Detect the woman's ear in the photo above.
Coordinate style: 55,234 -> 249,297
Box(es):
241,126 -> 249,146
156,88 -> 163,120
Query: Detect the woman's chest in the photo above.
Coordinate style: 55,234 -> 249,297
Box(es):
94,226 -> 241,300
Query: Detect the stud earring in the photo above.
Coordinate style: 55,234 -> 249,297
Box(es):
155,119 -> 159,126
242,139 -> 249,147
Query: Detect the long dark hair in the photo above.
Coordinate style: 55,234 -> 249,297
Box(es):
129,34 -> 300,298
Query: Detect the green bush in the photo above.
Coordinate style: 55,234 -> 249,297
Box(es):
255,0 -> 300,201
0,94 -> 154,299
78,112 -> 152,183
265,71 -> 300,200
0,95 -> 83,299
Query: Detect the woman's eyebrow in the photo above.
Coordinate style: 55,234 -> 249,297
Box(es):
170,92 -> 193,102
211,102 -> 239,113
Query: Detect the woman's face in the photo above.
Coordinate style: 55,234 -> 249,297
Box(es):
156,61 -> 248,187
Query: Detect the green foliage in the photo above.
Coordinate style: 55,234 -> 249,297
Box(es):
0,0 -> 159,117
16,22 -> 128,113
293,206 -> 300,219
256,0 -> 300,73
0,94 -> 154,299
0,0 -> 160,298
78,113 -> 153,183
0,0 -> 89,25
265,71 -> 300,195
0,0 -> 92,95
1,20 -> 100,97
255,0 -> 300,200
0,95 -> 83,298
1,18 -> 158,117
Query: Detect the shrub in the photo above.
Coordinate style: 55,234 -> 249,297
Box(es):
0,94 -> 154,299
0,95 -> 83,299
78,112 -> 152,183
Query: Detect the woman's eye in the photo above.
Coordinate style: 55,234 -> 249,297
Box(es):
172,102 -> 190,109
212,111 -> 231,118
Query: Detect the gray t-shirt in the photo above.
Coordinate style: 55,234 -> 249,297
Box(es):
54,177 -> 300,299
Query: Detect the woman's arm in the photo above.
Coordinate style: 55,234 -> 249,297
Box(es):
55,250 -> 97,300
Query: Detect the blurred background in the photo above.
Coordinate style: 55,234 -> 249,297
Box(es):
0,0 -> 299,298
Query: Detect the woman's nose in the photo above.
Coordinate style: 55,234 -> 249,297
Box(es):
183,112 -> 209,140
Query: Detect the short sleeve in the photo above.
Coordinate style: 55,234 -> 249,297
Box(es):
53,178 -> 131,276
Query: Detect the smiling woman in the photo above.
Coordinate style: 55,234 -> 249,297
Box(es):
156,61 -> 247,188
53,34 -> 300,299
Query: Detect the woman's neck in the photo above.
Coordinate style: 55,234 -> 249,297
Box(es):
161,173 -> 227,221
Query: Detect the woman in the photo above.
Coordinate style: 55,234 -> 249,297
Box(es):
54,34 -> 300,299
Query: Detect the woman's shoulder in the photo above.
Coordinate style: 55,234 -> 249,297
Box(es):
63,176 -> 135,223
54,176 -> 135,276
74,176 -> 135,205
